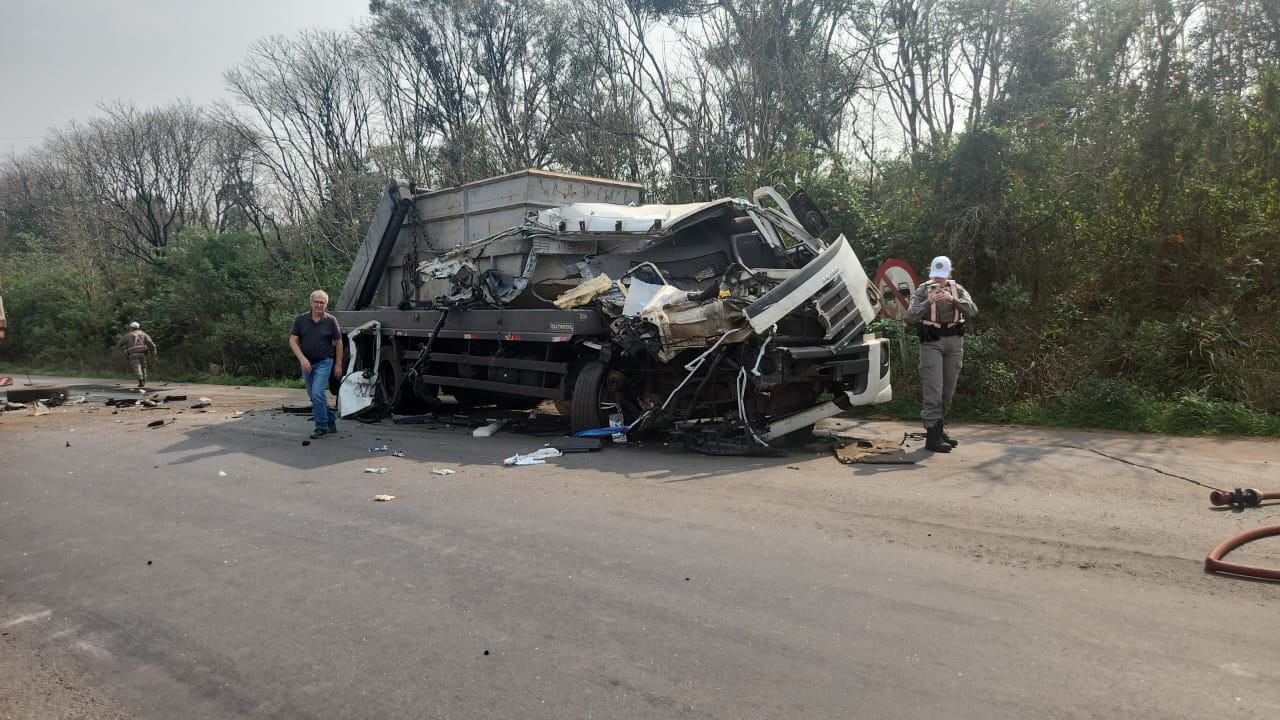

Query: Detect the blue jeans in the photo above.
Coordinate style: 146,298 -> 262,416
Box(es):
302,357 -> 334,430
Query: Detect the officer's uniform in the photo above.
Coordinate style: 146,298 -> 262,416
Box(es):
905,257 -> 978,452
120,324 -> 157,388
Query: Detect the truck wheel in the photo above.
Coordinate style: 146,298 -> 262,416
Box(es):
570,361 -> 622,433
375,351 -> 402,411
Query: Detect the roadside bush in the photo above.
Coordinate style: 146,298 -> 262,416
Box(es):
1154,394 -> 1280,436
1046,375 -> 1153,431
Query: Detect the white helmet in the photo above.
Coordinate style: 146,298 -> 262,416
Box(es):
129,321 -> 140,329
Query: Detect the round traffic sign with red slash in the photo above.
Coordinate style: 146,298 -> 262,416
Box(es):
873,258 -> 919,321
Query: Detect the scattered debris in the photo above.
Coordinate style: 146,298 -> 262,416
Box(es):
4,401 -> 27,410
64,395 -> 87,405
164,395 -> 188,402
473,419 -> 506,438
147,419 -> 165,428
32,401 -> 50,416
218,470 -> 227,477
198,396 -> 211,403
365,467 -> 389,474
190,402 -> 211,409
373,494 -> 395,501
301,440 -> 311,446
231,411 -> 247,418
369,444 -> 389,453
503,448 -> 563,466
832,438 -> 918,465
391,450 -> 406,458
431,468 -> 456,475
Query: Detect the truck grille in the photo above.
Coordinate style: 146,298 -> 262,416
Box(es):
815,277 -> 864,346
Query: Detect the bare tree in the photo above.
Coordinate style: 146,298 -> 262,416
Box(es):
47,102 -> 214,265
221,30 -> 378,258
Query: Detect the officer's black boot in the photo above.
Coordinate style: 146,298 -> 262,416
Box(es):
925,422 -> 952,453
939,420 -> 958,448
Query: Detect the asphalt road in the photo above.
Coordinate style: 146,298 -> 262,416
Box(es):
2,377 -> 1279,719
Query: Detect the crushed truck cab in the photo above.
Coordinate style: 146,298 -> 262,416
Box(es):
332,170 -> 890,454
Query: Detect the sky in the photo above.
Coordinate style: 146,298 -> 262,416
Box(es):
0,0 -> 370,157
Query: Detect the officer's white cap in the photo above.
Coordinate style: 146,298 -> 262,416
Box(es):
928,256 -> 952,278
129,321 -> 140,329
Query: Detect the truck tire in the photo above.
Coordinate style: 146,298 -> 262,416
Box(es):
376,352 -> 402,409
570,361 -> 612,433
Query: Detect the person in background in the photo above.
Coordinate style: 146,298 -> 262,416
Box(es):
905,256 -> 979,453
289,290 -> 344,439
120,321 -> 157,388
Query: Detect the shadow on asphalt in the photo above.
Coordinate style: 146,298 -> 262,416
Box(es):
151,405 -> 935,483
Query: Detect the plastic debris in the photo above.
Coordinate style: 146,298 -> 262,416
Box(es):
373,494 -> 395,501
573,426 -> 630,438
218,470 -> 227,477
391,450 -> 406,458
365,467 -> 389,474
369,444 -> 389,453
473,419 -> 506,438
32,401 -> 50,416
432,468 -> 456,475
503,447 -> 563,466
198,397 -> 212,403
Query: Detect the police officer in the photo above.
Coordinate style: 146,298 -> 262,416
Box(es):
905,256 -> 978,453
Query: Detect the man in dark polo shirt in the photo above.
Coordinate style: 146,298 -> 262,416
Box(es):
288,290 -> 344,439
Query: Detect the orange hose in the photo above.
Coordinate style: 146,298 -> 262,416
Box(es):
1204,525 -> 1280,581
1204,490 -> 1280,581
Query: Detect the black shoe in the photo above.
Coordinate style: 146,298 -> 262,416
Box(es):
327,421 -> 337,433
310,428 -> 328,439
925,423 -> 952,453
939,421 -> 958,448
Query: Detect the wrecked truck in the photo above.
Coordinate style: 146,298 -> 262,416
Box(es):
330,170 -> 890,454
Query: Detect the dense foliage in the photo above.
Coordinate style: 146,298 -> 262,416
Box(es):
2,0 -> 1277,432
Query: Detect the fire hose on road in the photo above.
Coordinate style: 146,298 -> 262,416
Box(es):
1204,488 -> 1280,581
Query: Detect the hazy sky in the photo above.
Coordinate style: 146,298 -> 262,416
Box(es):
0,0 -> 370,157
